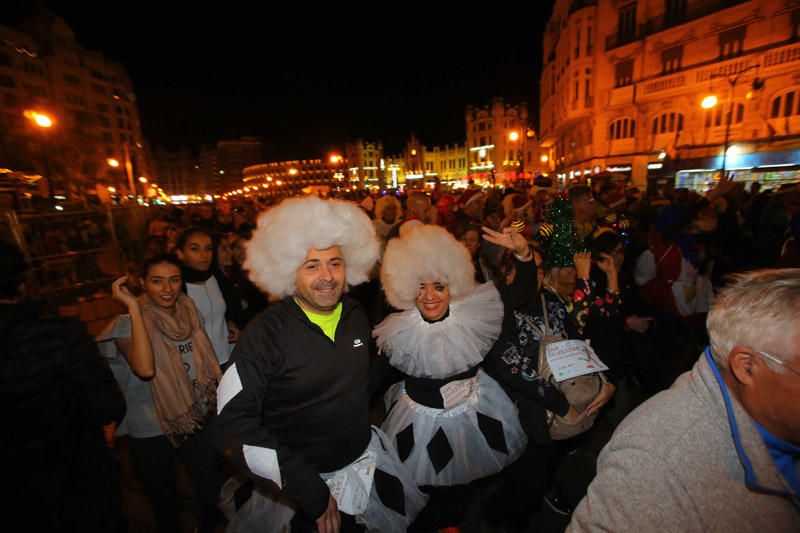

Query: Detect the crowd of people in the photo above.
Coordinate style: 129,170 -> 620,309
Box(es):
1,174 -> 798,532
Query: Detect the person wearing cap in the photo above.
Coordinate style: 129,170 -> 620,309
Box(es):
213,196 -> 426,532
374,224 -> 533,528
449,189 -> 486,237
569,269 -> 800,531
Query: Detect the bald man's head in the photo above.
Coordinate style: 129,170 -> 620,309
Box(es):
407,192 -> 432,223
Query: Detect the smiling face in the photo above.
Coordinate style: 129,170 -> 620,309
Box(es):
294,246 -> 346,315
142,261 -> 182,309
177,231 -> 213,271
416,280 -> 451,321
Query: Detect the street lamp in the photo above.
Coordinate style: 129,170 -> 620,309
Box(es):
507,130 -> 523,181
23,110 -> 56,207
701,95 -> 718,110
701,64 -> 760,178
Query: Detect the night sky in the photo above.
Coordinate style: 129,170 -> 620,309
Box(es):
3,1 -> 555,159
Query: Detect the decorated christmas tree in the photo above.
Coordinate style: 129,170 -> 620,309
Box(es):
540,197 -> 583,269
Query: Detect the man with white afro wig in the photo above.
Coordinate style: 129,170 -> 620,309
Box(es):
244,195 -> 379,298
215,196 -> 426,533
374,223 -> 535,529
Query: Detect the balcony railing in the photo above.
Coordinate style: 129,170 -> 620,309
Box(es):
605,0 -> 750,51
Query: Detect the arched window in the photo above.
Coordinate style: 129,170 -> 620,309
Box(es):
769,89 -> 800,119
652,112 -> 684,135
609,118 -> 636,140
704,103 -> 745,127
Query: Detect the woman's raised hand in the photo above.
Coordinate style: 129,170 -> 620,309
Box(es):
482,225 -> 529,258
112,276 -> 139,310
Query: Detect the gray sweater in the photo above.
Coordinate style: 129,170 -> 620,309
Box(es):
569,350 -> 800,532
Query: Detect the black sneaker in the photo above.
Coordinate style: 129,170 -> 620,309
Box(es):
543,487 -> 573,516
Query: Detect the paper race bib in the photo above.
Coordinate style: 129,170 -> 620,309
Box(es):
545,340 -> 609,383
439,376 -> 478,410
323,450 -> 377,515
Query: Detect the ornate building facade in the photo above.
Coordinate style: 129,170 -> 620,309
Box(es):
540,0 -> 800,191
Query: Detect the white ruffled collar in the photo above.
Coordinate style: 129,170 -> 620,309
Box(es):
373,282 -> 504,379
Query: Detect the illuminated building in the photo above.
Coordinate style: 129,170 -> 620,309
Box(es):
541,0 -> 800,191
0,7 -> 152,199
465,97 -> 543,185
240,158 -> 342,197
345,139 -> 384,189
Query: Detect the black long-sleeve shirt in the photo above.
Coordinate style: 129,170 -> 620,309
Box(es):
213,296 -> 372,520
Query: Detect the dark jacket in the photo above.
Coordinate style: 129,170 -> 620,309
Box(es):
485,289 -> 572,445
214,295 -> 372,521
0,302 -> 125,531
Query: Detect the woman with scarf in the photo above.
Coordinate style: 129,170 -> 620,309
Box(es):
374,224 -> 530,529
176,228 -> 242,368
111,253 -> 224,533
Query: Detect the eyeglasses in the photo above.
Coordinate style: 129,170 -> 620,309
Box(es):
759,350 -> 800,379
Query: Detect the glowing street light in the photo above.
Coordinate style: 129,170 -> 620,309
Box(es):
107,158 -> 120,168
24,110 -> 54,128
138,176 -> 148,183
508,131 -> 520,142
276,180 -> 283,186
288,168 -> 298,176
107,186 -> 117,193
540,154 -> 549,163
329,154 -> 343,164
701,95 -> 718,109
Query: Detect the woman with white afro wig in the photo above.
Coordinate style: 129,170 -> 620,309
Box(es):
244,195 -> 379,298
374,223 -> 532,528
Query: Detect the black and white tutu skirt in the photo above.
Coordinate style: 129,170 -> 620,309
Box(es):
220,427 -> 427,532
381,368 -> 527,487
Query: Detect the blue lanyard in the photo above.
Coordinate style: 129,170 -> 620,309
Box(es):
704,347 -> 793,499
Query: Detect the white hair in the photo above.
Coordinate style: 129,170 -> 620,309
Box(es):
707,269 -> 800,369
375,195 -> 402,223
381,224 -> 475,310
245,196 -> 379,297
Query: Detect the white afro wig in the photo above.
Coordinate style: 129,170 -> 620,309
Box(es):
245,196 -> 379,297
374,194 -> 402,223
381,224 -> 475,310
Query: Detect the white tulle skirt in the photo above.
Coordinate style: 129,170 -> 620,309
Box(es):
381,369 -> 527,487
221,427 -> 428,533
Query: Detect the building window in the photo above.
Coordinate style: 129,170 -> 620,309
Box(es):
91,83 -> 106,95
652,112 -> 684,134
575,28 -> 581,59
705,103 -> 745,127
23,62 -> 44,76
67,93 -> 86,106
609,118 -> 636,140
615,59 -> 634,87
63,73 -> 80,84
664,0 -> 687,25
0,52 -> 10,66
770,90 -> 800,118
586,26 -> 593,55
617,3 -> 637,44
792,9 -> 800,42
661,45 -> 683,74
0,75 -> 16,88
27,85 -> 47,97
719,26 -> 746,59
102,131 -> 113,143
96,103 -> 108,112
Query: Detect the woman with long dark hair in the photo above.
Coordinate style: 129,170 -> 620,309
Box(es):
111,253 -> 224,532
